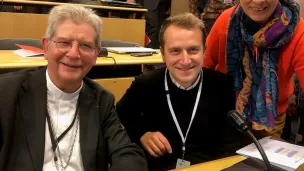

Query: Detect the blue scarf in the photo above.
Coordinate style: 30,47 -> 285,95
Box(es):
226,1 -> 299,128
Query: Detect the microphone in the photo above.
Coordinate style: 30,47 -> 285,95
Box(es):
227,110 -> 273,171
99,47 -> 108,57
227,110 -> 249,132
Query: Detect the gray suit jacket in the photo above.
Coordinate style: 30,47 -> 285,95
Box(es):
0,67 -> 148,171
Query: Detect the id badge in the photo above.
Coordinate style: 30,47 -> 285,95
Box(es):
176,158 -> 191,169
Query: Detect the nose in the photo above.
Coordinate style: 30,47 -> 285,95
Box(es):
252,0 -> 265,5
66,43 -> 80,59
181,50 -> 191,64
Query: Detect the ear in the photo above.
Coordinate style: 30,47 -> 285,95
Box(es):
41,38 -> 49,60
160,47 -> 165,62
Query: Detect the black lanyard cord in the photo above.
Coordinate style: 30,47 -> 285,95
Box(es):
46,100 -> 80,153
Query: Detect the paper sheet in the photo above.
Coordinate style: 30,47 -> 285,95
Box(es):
237,137 -> 304,170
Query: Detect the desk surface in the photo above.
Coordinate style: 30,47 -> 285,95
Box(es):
2,0 -> 148,12
172,155 -> 246,171
0,50 -> 163,69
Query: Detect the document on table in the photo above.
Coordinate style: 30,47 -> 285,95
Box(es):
13,44 -> 44,58
236,136 -> 304,171
14,49 -> 44,58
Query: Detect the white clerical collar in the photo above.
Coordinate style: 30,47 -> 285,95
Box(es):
168,70 -> 201,91
46,70 -> 83,100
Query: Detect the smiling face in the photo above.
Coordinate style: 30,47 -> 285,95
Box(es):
42,19 -> 100,92
240,0 -> 279,24
161,25 -> 204,88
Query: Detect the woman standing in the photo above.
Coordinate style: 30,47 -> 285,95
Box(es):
204,0 -> 304,139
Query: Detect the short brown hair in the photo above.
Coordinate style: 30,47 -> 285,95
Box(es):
159,13 -> 206,48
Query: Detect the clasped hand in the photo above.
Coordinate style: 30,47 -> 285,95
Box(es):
140,131 -> 172,158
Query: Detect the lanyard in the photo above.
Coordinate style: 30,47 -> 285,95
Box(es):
164,69 -> 203,160
46,99 -> 80,161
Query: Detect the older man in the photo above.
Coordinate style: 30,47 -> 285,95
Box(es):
116,13 -> 243,171
0,4 -> 147,171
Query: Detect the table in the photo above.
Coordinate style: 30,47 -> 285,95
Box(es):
0,50 -> 163,102
172,155 -> 246,171
0,50 -> 163,69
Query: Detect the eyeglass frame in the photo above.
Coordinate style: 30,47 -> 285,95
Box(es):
49,39 -> 98,55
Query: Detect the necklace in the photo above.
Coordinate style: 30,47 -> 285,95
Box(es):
47,103 -> 79,171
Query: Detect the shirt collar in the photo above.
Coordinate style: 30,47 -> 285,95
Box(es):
46,70 -> 83,100
168,70 -> 201,91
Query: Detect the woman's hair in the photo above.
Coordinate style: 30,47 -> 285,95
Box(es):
159,13 -> 206,48
280,0 -> 293,8
45,4 -> 102,47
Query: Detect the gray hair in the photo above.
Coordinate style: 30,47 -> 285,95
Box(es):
45,4 -> 102,46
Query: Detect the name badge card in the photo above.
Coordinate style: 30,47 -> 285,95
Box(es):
176,158 -> 191,169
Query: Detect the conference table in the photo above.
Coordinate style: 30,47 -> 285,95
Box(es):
0,50 -> 162,69
171,155 -> 304,171
0,50 -> 163,102
172,155 -> 246,171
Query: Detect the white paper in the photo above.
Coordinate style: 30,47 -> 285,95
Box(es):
236,137 -> 304,170
13,49 -> 44,58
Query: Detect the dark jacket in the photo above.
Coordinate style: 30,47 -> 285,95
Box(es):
137,0 -> 170,11
138,0 -> 160,11
0,67 -> 148,171
198,0 -> 208,11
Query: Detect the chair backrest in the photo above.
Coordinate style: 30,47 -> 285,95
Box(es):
101,40 -> 140,47
0,38 -> 42,50
94,77 -> 135,104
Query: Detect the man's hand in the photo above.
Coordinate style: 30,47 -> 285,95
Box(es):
126,0 -> 135,3
140,131 -> 172,158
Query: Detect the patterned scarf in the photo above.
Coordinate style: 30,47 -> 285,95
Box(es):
226,1 -> 299,129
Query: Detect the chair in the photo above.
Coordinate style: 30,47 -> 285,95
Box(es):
94,77 -> 135,103
0,38 -> 42,50
101,40 -> 140,47
97,40 -> 141,103
0,39 -> 139,50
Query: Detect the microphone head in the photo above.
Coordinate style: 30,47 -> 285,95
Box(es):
227,110 -> 249,132
99,47 -> 108,57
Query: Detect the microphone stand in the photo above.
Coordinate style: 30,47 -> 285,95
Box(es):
246,130 -> 273,171
227,110 -> 273,171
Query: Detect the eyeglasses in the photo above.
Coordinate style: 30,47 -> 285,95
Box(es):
50,40 -> 96,55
